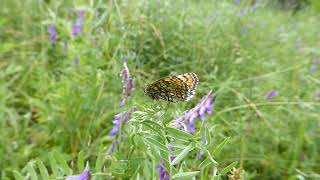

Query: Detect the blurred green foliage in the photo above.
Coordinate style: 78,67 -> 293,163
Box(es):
0,0 -> 320,179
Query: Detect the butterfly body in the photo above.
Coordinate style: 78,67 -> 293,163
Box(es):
145,73 -> 199,102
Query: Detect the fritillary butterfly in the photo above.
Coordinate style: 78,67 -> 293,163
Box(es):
144,73 -> 199,102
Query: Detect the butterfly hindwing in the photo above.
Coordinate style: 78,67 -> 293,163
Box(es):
145,73 -> 199,102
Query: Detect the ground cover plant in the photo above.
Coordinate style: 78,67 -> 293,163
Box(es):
1,0 -> 320,179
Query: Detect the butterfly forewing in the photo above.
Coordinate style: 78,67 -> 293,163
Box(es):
145,73 -> 199,102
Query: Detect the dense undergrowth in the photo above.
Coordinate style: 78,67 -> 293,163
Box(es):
1,0 -> 320,179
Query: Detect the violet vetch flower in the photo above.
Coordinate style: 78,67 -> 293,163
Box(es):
198,150 -> 204,160
73,57 -> 79,65
72,10 -> 84,37
266,90 -> 278,101
66,168 -> 90,180
173,91 -> 215,134
108,108 -> 137,136
108,113 -> 122,136
310,60 -> 320,73
252,3 -> 258,12
47,24 -> 57,44
170,146 -> 176,161
235,0 -> 241,5
198,134 -> 207,159
157,165 -> 169,180
157,147 -> 175,180
310,65 -> 318,73
119,62 -> 135,107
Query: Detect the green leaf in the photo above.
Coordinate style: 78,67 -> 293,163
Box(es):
212,175 -> 221,180
53,151 -> 72,175
204,126 -> 211,145
26,162 -> 38,180
172,171 -> 200,179
95,145 -> 105,172
170,143 -> 188,149
212,137 -> 230,156
142,120 -> 163,131
128,158 -> 144,176
12,170 -> 24,180
77,150 -> 85,172
111,160 -> 128,177
199,157 -> 212,169
144,137 -> 168,153
49,153 -> 59,177
220,161 -> 238,175
165,127 -> 194,141
36,159 -> 49,179
93,10 -> 109,29
171,144 -> 194,166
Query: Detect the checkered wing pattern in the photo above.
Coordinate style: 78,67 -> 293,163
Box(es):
145,73 -> 199,102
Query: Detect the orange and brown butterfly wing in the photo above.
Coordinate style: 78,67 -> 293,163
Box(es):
176,73 -> 198,100
145,73 -> 199,102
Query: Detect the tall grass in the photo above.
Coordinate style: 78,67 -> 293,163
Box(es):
1,0 -> 320,179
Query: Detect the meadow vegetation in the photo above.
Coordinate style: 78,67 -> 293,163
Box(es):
1,0 -> 320,179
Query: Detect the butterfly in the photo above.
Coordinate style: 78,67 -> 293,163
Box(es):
144,73 -> 199,102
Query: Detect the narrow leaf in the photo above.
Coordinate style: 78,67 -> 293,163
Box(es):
165,127 -> 194,141
142,120 -> 163,130
49,153 -> 59,177
220,161 -> 238,175
77,150 -> 85,172
204,126 -> 211,145
36,159 -> 49,179
172,171 -> 200,179
26,163 -> 38,180
95,145 -> 104,172
144,137 -> 168,153
54,151 -> 72,175
171,144 -> 194,165
212,137 -> 230,156
199,157 -> 212,169
12,170 -> 23,180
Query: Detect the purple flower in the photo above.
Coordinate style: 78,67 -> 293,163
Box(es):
72,24 -> 81,37
119,62 -> 135,107
157,164 -> 170,180
157,147 -> 175,179
47,24 -> 57,44
108,113 -> 122,136
310,60 -> 320,73
252,3 -> 258,12
310,65 -> 318,73
235,0 -> 241,5
72,10 -> 84,37
202,134 -> 207,145
74,57 -> 79,65
198,150 -> 204,160
170,147 -> 176,161
66,168 -> 90,180
266,90 -> 278,101
173,91 -> 215,134
108,108 -> 137,136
